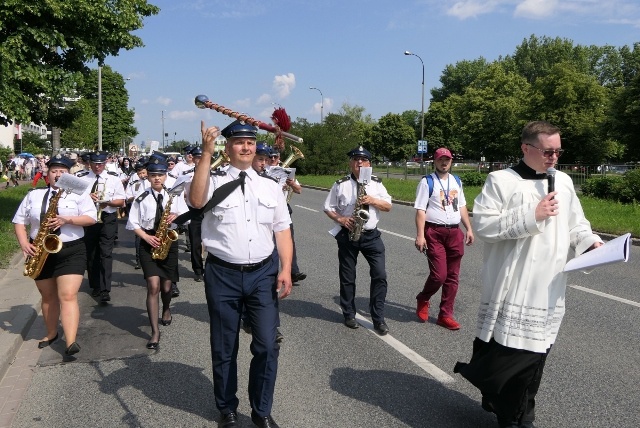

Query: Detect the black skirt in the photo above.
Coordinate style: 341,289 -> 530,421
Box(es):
35,238 -> 87,280
139,238 -> 179,282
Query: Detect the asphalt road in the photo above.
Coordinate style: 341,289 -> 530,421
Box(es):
12,187 -> 640,428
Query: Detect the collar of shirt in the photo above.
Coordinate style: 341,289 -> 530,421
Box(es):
226,165 -> 257,181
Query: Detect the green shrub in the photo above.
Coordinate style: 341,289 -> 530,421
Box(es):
621,168 -> 640,203
458,171 -> 488,187
581,174 -> 635,202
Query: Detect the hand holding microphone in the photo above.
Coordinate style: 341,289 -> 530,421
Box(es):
535,168 -> 559,221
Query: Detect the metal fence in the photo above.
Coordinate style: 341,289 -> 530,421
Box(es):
374,162 -> 638,188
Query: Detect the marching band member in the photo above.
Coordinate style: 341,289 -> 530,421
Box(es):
76,151 -> 126,302
126,161 -> 149,269
183,146 -> 204,282
126,158 -> 188,349
13,155 -> 97,358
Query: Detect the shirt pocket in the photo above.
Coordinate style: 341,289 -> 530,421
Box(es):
212,200 -> 241,224
57,199 -> 78,217
257,196 -> 278,224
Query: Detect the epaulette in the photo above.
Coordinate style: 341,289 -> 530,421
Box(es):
168,172 -> 177,179
260,172 -> 278,183
135,190 -> 150,203
76,171 -> 90,177
129,178 -> 139,184
107,171 -> 119,176
335,175 -> 350,184
183,168 -> 195,175
210,170 -> 226,176
370,175 -> 382,183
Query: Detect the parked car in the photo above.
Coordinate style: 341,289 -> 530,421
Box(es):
406,161 -> 420,168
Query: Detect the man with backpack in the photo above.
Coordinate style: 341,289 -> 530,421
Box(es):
413,147 -> 474,330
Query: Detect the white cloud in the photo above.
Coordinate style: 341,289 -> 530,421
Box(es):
156,97 -> 171,106
234,98 -> 251,109
311,97 -> 334,116
514,0 -> 558,19
447,0 -> 499,19
273,73 -> 296,99
140,99 -> 149,105
169,110 -> 199,121
256,93 -> 272,105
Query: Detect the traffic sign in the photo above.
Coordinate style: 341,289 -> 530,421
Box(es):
417,140 -> 428,154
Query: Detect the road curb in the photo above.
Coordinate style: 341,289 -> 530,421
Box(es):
0,252 -> 42,381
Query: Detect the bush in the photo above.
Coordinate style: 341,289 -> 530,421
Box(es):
580,172 -> 640,203
458,171 -> 488,187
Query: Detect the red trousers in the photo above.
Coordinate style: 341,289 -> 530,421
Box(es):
416,225 -> 465,318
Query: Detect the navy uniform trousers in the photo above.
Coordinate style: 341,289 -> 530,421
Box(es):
335,227 -> 388,324
84,211 -> 117,292
204,250 -> 280,417
188,213 -> 204,276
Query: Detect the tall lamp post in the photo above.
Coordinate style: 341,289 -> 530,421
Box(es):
404,51 -> 425,163
161,110 -> 165,150
98,66 -> 103,151
309,87 -> 324,123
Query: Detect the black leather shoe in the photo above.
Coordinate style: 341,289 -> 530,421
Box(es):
251,411 -> 280,428
100,291 -> 111,302
218,411 -> 238,427
91,288 -> 101,297
374,321 -> 389,335
161,317 -> 172,326
171,284 -> 180,297
194,274 -> 203,282
134,264 -> 141,270
146,333 -> 160,350
38,332 -> 59,349
344,318 -> 359,329
291,272 -> 307,282
275,328 -> 284,343
65,342 -> 81,356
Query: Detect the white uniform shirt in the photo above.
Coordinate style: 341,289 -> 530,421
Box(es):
76,170 -> 126,214
171,161 -> 194,177
126,188 -> 189,232
323,175 -> 392,231
414,172 -> 467,225
201,166 -> 291,264
12,187 -> 98,242
126,174 -> 150,200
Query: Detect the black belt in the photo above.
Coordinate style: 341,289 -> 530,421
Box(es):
426,222 -> 459,229
62,238 -> 84,248
207,253 -> 271,272
341,227 -> 377,234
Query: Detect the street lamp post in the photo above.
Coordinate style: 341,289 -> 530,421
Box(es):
161,110 -> 165,151
309,87 -> 324,123
404,51 -> 425,163
98,66 -> 103,151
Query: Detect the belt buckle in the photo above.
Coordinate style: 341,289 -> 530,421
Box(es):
445,224 -> 452,228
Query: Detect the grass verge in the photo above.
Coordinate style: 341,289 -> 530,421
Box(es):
299,175 -> 639,237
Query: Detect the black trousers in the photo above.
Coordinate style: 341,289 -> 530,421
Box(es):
188,213 -> 204,276
454,338 -> 550,426
84,211 -> 117,292
335,227 -> 388,324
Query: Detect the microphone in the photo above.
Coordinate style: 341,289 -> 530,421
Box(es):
546,167 -> 556,195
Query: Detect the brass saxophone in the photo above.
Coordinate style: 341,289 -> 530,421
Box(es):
281,146 -> 304,203
24,189 -> 65,279
349,181 -> 370,242
151,188 -> 180,260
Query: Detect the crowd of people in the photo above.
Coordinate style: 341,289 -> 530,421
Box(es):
10,120 -> 603,428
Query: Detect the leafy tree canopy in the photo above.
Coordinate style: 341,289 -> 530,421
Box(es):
0,0 -> 159,127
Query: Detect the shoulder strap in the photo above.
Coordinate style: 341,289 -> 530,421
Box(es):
426,173 -> 462,199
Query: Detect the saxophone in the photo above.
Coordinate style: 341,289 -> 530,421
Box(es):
349,181 -> 370,242
24,189 -> 65,279
151,188 -> 180,260
281,145 -> 304,203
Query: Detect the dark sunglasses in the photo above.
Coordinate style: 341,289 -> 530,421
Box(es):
526,144 -> 564,158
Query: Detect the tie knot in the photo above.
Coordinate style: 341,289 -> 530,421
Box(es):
239,171 -> 247,179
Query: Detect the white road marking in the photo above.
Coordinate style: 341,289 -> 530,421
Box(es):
378,228 -> 413,240
294,205 -> 319,213
569,284 -> 640,308
353,312 -> 456,384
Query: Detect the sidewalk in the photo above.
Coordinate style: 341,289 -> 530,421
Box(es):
0,252 -> 41,381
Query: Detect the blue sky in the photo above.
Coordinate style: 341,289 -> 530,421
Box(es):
106,0 -> 640,148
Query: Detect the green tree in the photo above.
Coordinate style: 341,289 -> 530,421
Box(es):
17,131 -> 51,156
61,66 -> 137,152
531,62 -> 609,163
369,113 -> 416,161
431,58 -> 490,102
0,0 -> 159,127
